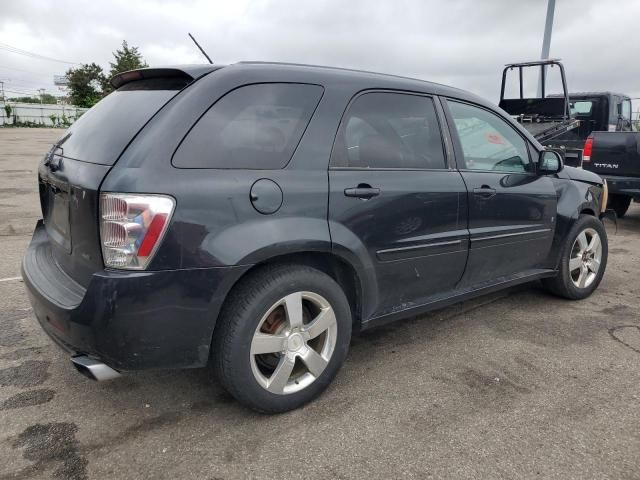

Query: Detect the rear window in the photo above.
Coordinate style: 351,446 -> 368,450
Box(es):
172,83 -> 323,169
58,77 -> 188,165
570,100 -> 594,115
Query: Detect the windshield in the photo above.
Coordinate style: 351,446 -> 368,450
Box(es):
570,100 -> 594,115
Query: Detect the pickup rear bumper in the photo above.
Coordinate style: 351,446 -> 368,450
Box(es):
22,221 -> 248,371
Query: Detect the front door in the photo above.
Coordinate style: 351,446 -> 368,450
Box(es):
443,99 -> 557,286
328,91 -> 468,319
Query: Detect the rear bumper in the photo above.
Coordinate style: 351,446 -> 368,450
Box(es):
22,221 -> 248,371
599,175 -> 640,197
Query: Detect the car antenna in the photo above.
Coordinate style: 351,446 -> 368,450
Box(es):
188,33 -> 213,64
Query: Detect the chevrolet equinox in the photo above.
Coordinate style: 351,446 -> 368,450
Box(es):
22,62 -> 609,412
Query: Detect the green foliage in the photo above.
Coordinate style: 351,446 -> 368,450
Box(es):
64,40 -> 148,106
41,93 -> 58,104
9,96 -> 36,104
3,104 -> 11,119
65,62 -> 106,108
9,93 -> 58,104
102,40 -> 148,94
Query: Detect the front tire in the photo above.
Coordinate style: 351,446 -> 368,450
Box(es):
212,264 -> 352,413
543,215 -> 608,300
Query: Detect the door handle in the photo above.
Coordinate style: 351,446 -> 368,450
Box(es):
473,186 -> 496,198
344,185 -> 380,199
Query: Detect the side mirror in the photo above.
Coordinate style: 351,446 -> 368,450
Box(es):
538,150 -> 564,175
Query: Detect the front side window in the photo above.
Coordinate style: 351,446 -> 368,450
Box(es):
447,100 -> 532,173
622,100 -> 632,121
173,83 -> 323,169
331,92 -> 446,169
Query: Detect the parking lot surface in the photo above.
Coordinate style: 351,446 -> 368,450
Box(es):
0,128 -> 638,480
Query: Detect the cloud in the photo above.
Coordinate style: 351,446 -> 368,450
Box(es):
0,0 -> 638,104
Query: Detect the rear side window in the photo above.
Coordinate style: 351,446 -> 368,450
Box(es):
59,77 -> 189,165
331,92 -> 446,169
173,83 -> 323,169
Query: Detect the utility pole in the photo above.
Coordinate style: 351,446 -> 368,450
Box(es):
0,80 -> 4,103
538,0 -> 556,97
38,88 -> 45,104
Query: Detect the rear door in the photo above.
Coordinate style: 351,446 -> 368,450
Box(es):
443,99 -> 557,286
328,91 -> 468,318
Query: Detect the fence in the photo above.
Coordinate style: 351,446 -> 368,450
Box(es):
0,102 -> 88,127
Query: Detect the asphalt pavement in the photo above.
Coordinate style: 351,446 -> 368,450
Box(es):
0,128 -> 638,480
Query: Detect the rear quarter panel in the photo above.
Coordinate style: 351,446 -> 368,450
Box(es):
102,65 -> 350,269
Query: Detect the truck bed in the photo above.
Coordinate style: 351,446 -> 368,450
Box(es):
518,117 -> 581,143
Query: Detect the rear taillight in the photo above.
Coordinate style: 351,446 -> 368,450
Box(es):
583,137 -> 593,163
99,193 -> 175,270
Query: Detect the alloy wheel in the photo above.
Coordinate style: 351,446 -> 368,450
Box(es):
250,291 -> 337,395
569,227 -> 602,289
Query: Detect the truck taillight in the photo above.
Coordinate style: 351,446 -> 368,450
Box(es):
583,137 -> 593,163
99,193 -> 175,270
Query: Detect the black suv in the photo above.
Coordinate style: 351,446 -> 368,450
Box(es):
23,62 -> 609,412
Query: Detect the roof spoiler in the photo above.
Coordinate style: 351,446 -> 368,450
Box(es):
110,65 -> 221,89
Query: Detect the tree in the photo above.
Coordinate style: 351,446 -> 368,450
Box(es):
8,93 -> 58,104
65,63 -> 106,108
102,41 -> 148,94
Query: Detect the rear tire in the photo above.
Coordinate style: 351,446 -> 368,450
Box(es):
212,264 -> 352,413
542,214 -> 608,300
609,194 -> 631,218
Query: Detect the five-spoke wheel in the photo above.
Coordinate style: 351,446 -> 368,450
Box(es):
568,227 -> 602,289
543,214 -> 608,300
250,292 -> 337,395
213,265 -> 351,413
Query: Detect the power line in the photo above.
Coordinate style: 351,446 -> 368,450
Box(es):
5,91 -> 39,97
0,42 -> 78,65
0,64 -> 54,75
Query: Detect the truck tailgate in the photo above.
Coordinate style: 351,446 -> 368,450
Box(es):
585,131 -> 640,177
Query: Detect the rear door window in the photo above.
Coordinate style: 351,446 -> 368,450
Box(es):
59,77 -> 189,165
173,83 -> 323,169
331,92 -> 446,169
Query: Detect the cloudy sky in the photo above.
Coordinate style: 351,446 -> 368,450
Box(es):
1,0 -> 638,106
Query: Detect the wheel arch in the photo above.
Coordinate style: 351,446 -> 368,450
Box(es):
547,180 -> 603,270
215,250 -> 369,336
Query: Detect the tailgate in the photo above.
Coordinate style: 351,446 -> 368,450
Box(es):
39,150 -> 111,288
587,132 -> 640,177
35,72 -> 197,287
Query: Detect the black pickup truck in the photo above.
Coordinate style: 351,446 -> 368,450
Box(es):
499,61 -> 635,168
583,131 -> 640,217
547,92 -> 634,166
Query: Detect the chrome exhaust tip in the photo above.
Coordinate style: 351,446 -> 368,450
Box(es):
71,355 -> 121,381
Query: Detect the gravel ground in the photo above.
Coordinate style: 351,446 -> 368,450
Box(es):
0,128 -> 638,480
